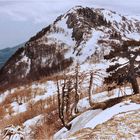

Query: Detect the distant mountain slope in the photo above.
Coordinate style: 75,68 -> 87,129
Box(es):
0,6 -> 140,90
0,43 -> 25,68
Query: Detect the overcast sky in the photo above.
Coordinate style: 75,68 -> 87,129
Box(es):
0,0 -> 140,49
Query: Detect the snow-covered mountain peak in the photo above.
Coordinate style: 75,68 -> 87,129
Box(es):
1,6 -> 140,140
0,6 -> 140,90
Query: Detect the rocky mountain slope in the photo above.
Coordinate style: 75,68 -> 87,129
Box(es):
1,6 -> 140,140
0,6 -> 140,90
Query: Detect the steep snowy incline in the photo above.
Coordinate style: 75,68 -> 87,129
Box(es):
0,6 -> 140,90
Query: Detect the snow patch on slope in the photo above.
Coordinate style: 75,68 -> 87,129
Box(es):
0,88 -> 16,103
126,32 -> 140,40
54,109 -> 102,139
33,81 -> 57,102
77,30 -> 104,63
85,101 -> 140,128
101,9 -> 122,23
11,102 -> 27,114
16,52 -> 31,76
23,115 -> 44,135
54,101 -> 140,139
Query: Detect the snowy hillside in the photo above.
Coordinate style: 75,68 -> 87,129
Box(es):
1,78 -> 140,140
1,6 -> 140,90
67,106 -> 140,139
1,5 -> 140,140
54,100 -> 140,139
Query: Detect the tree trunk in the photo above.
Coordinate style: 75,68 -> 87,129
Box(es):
129,56 -> 139,94
88,72 -> 94,106
66,80 -> 72,119
56,79 -> 71,130
56,80 -> 63,125
129,58 -> 139,94
73,63 -> 79,114
131,77 -> 139,94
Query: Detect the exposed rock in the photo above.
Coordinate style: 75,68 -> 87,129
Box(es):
0,6 -> 140,90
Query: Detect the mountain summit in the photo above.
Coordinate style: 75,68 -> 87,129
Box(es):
0,6 -> 140,90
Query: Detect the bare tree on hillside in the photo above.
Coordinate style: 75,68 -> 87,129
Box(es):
71,62 -> 80,115
56,75 -> 72,130
88,69 -> 103,106
88,72 -> 94,106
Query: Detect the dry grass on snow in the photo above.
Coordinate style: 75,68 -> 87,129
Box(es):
70,109 -> 140,140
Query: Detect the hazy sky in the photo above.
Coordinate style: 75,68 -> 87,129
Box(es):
0,0 -> 140,49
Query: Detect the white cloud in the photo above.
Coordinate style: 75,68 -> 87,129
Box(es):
0,0 -> 140,24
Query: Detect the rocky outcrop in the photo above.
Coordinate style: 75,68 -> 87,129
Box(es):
0,6 -> 140,90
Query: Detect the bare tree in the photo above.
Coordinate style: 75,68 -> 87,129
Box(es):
88,69 -> 103,106
56,76 -> 72,130
65,79 -> 73,118
88,72 -> 94,106
71,62 -> 80,115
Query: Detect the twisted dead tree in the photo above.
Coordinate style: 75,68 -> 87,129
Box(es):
88,69 -> 104,106
56,63 -> 84,129
2,125 -> 24,140
56,75 -> 73,130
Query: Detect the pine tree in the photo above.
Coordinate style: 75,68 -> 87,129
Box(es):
104,40 -> 140,94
